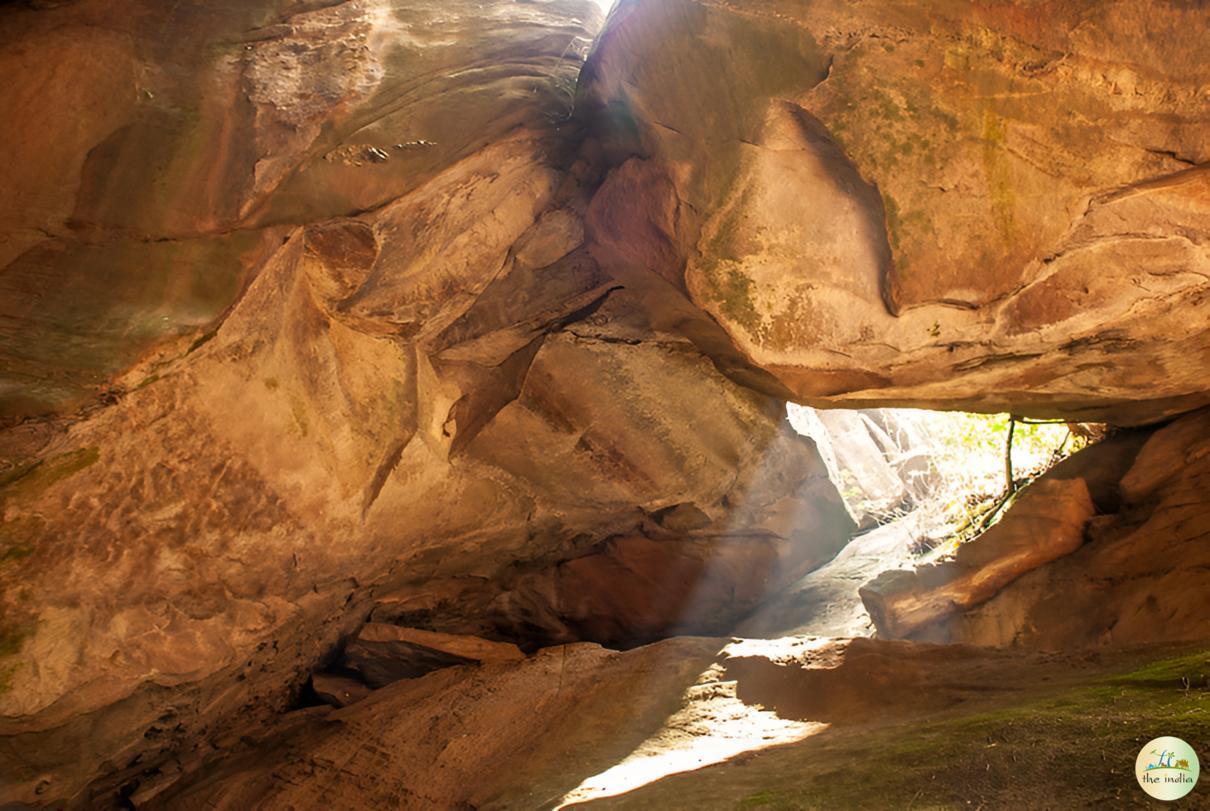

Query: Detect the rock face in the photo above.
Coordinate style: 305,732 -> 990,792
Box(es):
1,0 -> 1210,807
788,406 -> 933,527
143,639 -> 729,810
0,0 -> 607,420
342,625 -> 523,688
310,674 -> 372,708
140,635 -> 1163,811
0,1 -> 856,806
579,0 -> 1210,425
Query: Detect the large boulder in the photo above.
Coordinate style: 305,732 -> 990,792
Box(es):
859,477 -> 1095,639
0,0 -> 604,419
342,625 -> 524,688
140,638 -> 730,810
579,0 -> 1210,425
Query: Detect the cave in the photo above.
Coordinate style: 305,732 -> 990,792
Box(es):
0,0 -> 1207,808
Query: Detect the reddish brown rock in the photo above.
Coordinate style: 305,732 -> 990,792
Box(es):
140,635 -> 1167,811
0,0 -> 607,419
1,0 -> 1209,807
947,409 -> 1210,648
0,4 -> 860,807
580,0 -> 1210,425
860,478 -> 1095,639
343,625 -> 524,688
310,673 -> 373,708
142,639 -> 727,810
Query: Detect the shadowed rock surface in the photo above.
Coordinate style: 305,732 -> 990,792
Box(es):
859,408 -> 1210,648
0,0 -> 1208,808
342,624 -> 524,687
0,2 -> 856,805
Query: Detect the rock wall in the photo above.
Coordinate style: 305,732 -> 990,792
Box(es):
1,0 -> 1209,806
579,0 -> 1210,425
0,1 -> 855,806
950,409 -> 1210,648
863,411 -> 1210,649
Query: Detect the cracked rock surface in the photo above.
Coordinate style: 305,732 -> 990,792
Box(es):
580,0 -> 1210,424
0,1 -> 853,805
0,0 -> 1209,807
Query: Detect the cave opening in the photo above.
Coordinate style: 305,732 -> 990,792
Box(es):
545,407 -> 1101,806
755,404 -> 1098,639
4,0 -> 1208,806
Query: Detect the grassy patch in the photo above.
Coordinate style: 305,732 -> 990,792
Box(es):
737,789 -> 777,807
717,651 -> 1210,810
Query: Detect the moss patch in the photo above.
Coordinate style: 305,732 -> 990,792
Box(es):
981,110 -> 1016,240
714,270 -> 761,333
608,649 -> 1210,810
760,654 -> 1209,809
1,447 -> 99,505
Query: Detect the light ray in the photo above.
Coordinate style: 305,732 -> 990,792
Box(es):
556,658 -> 826,807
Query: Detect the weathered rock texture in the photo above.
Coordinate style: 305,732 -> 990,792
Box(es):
342,624 -> 523,688
0,0 -> 604,419
310,673 -> 371,708
141,635 -> 1160,811
0,1 -> 857,806
580,0 -> 1210,424
1,0 -> 1209,807
137,638 -> 731,810
788,405 -> 933,527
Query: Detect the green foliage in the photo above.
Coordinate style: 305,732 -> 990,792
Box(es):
711,648 -> 1210,810
0,447 -> 99,505
922,412 -> 1086,551
737,790 -> 777,808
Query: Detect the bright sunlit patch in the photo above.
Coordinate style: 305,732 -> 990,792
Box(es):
787,405 -> 1095,545
592,0 -> 616,13
556,661 -> 826,807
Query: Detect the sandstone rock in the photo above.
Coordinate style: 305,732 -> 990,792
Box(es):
580,0 -> 1210,425
945,408 -> 1210,648
143,639 -> 727,811
861,409 -> 1210,649
1036,427 -> 1150,513
0,0 -> 606,419
860,477 -> 1095,639
0,4 -> 859,806
725,637 -> 1046,726
2,0 -> 1209,806
490,528 -> 849,647
311,673 -> 373,708
142,635 -> 1157,811
343,625 -> 524,688
788,406 -> 937,527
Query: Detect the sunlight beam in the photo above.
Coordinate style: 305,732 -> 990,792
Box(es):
556,660 -> 826,808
